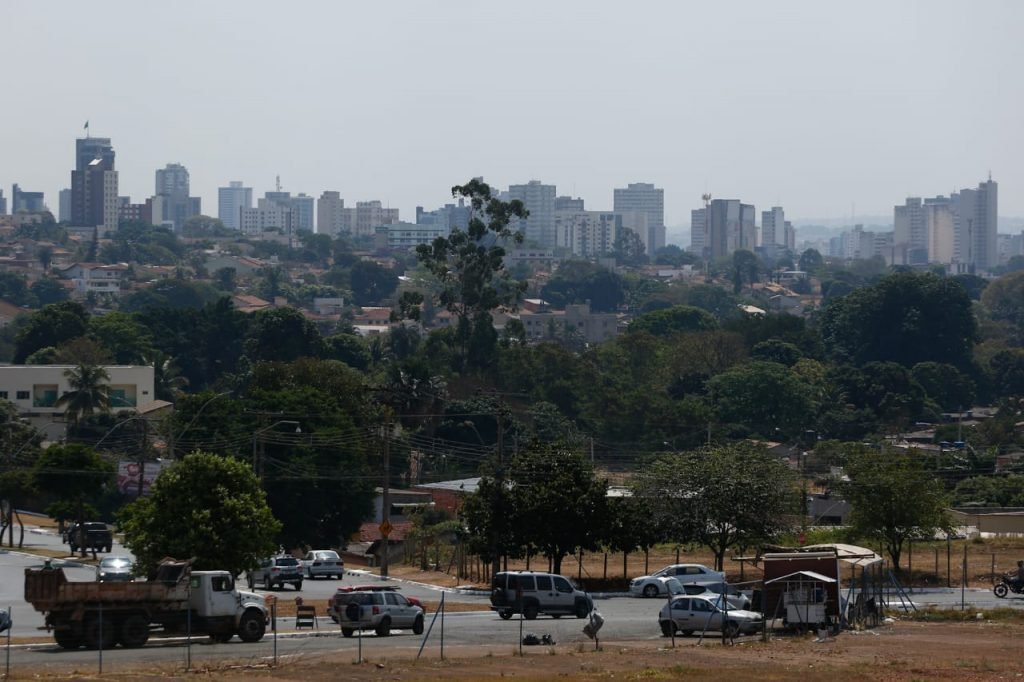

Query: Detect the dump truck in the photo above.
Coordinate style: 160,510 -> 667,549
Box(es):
24,559 -> 268,649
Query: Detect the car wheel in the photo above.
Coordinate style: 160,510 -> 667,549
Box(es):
643,584 -> 660,598
575,600 -> 590,619
412,614 -> 424,635
375,616 -> 391,637
523,603 -> 539,621
723,621 -> 740,639
660,620 -> 673,637
237,608 -> 266,643
498,609 -> 513,620
342,627 -> 354,638
118,615 -> 150,648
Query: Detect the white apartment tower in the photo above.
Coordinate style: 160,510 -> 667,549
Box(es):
317,191 -> 351,236
690,209 -> 706,255
508,180 -> 557,248
217,181 -> 252,231
952,178 -> 998,272
613,183 -> 665,256
894,197 -> 929,265
761,207 -> 786,256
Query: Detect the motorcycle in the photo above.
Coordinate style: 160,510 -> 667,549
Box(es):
992,574 -> 1024,598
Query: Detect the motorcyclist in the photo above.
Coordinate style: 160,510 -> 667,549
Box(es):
1007,560 -> 1024,587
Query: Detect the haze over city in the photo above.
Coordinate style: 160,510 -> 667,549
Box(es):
3,0 -> 1022,229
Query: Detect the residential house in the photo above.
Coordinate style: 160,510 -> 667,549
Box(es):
0,364 -> 155,419
55,262 -> 128,298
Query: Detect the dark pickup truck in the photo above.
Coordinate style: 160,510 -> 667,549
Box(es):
65,522 -> 113,553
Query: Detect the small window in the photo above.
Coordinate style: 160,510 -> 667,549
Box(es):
672,598 -> 689,611
16,391 -> 29,400
553,576 -> 573,593
0,391 -> 7,399
517,575 -> 536,591
535,575 -> 552,591
385,593 -> 403,606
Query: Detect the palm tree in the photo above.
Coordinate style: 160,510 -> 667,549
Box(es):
55,364 -> 111,434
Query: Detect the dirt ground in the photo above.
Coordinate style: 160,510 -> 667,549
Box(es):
21,620 -> 1024,681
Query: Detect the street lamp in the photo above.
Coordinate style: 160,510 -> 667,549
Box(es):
251,420 -> 301,482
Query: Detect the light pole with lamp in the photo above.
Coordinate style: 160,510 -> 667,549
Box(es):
251,421 -> 301,484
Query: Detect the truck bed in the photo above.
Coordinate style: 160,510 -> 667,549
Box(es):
25,565 -> 190,613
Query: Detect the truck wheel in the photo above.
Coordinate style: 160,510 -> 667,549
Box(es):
53,629 -> 82,650
237,608 -> 266,643
105,544 -> 112,553
341,627 -> 354,638
118,615 -> 150,648
523,602 -> 539,620
575,600 -> 590,619
412,614 -> 424,635
498,609 -> 513,620
293,580 -> 302,591
375,616 -> 391,637
84,618 -> 117,650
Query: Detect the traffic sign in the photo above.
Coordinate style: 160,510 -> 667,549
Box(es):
379,520 -> 393,538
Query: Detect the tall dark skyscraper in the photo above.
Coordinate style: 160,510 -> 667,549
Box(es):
71,136 -> 118,232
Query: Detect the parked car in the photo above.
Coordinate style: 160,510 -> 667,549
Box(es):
631,564 -> 724,596
327,586 -> 424,637
66,522 -> 113,554
95,556 -> 134,582
254,556 -> 303,590
628,576 -> 684,598
327,585 -> 424,623
679,582 -> 751,610
658,595 -> 763,637
301,549 -> 344,579
490,571 -> 593,620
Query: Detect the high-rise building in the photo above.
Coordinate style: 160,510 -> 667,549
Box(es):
218,181 -> 252,231
0,189 -> 5,215
952,178 -> 998,272
265,190 -> 315,232
613,182 -> 665,256
354,200 -> 399,237
508,180 -> 557,248
704,199 -> 756,260
924,197 -> 955,264
554,195 -> 585,212
240,197 -> 294,236
416,200 -> 471,232
317,191 -> 350,236
893,197 -> 930,264
555,210 -> 621,257
70,136 -> 118,232
58,189 -> 71,223
761,207 -> 787,257
154,163 -> 201,231
690,209 -> 706,255
11,184 -> 46,213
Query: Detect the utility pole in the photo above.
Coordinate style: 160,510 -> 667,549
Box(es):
493,411 -> 504,578
380,418 -> 392,579
137,419 -> 148,498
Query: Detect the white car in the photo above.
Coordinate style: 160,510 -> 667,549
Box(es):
630,564 -> 725,597
628,576 -> 684,598
658,595 -> 763,637
679,582 -> 751,610
301,549 -> 345,579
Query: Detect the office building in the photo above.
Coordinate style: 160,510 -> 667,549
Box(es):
240,197 -> 295,236
264,190 -> 315,232
894,197 -> 930,265
703,199 -> 756,260
58,189 -> 71,223
12,184 -> 46,213
554,196 -> 585,212
354,200 -> 399,237
508,180 -> 557,248
70,136 -> 118,232
555,210 -> 621,257
375,221 -> 447,250
317,191 -> 351,236
613,182 -> 665,256
690,209 -> 706,255
218,181 -> 252,231
952,178 -> 998,272
154,163 -> 201,231
761,207 -> 788,257
416,200 -> 471,233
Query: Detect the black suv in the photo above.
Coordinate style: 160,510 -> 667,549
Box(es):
65,522 -> 113,553
254,556 -> 303,590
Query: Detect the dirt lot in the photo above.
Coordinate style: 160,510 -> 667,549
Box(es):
21,620 -> 1024,681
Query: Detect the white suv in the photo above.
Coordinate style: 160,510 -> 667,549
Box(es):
490,571 -> 593,620
328,588 -> 424,637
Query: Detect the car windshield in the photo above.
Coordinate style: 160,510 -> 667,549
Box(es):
276,557 -> 299,566
100,558 -> 130,569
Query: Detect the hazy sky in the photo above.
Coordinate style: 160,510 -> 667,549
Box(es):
4,0 -> 1022,228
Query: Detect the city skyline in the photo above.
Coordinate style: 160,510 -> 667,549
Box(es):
2,1 -> 1022,226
